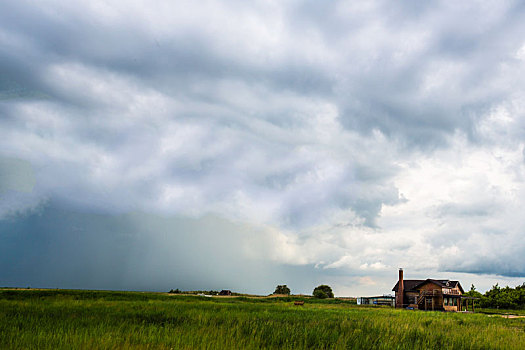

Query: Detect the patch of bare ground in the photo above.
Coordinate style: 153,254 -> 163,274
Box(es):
488,314 -> 525,319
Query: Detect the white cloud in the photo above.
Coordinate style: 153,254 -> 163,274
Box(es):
515,42 -> 525,61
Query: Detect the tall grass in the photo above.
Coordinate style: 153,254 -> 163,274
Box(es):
1,289 -> 525,349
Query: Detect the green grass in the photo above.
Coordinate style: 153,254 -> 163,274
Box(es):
1,289 -> 525,349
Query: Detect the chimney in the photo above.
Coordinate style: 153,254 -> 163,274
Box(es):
397,268 -> 404,308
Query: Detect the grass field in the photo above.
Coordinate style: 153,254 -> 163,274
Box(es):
1,289 -> 525,349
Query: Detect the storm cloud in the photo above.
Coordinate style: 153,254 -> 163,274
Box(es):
2,0 -> 525,295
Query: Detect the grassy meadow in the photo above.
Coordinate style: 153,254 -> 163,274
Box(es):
1,289 -> 525,349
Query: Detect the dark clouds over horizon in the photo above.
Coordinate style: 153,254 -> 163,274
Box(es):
2,0 -> 525,295
0,204 -> 331,293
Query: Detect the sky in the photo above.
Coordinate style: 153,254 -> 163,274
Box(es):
1,0 -> 525,296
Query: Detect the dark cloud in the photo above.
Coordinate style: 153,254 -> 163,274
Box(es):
0,203 -> 345,294
442,247 -> 525,278
434,203 -> 492,219
2,0 -> 524,150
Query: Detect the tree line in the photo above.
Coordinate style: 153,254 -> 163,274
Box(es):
167,285 -> 335,298
465,283 -> 525,309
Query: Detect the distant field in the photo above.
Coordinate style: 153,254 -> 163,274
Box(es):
1,289 -> 525,349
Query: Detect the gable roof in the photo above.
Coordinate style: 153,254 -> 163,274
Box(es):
392,279 -> 464,293
392,280 -> 424,292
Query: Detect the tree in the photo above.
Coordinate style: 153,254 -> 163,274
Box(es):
465,284 -> 482,298
313,285 -> 334,299
464,284 -> 483,308
274,285 -> 291,295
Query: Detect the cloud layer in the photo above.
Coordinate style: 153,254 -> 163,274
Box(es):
2,0 -> 525,294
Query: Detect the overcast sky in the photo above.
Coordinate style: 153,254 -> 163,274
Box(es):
2,0 -> 525,296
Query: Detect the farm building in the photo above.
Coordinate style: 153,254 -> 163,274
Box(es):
392,269 -> 476,311
357,295 -> 395,306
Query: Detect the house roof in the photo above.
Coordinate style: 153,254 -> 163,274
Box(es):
392,280 -> 425,292
392,279 -> 464,293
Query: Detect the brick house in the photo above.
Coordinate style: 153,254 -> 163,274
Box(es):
392,269 -> 466,311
